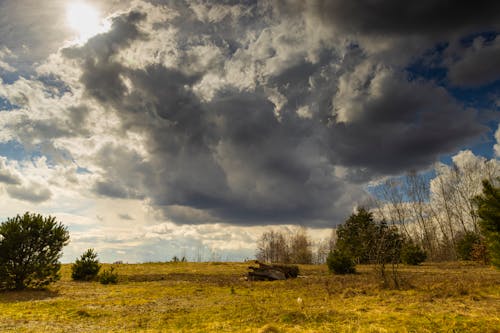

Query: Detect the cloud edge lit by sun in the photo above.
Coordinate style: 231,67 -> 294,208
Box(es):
66,1 -> 111,44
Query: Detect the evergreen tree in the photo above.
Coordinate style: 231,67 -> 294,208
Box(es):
474,180 -> 500,268
71,249 -> 101,281
0,212 -> 69,290
335,208 -> 377,264
327,250 -> 356,274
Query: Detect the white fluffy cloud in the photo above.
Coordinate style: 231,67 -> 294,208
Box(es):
495,125 -> 500,157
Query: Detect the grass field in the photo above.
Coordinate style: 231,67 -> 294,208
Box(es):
0,262 -> 499,332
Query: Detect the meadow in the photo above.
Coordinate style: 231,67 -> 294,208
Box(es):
0,262 -> 499,332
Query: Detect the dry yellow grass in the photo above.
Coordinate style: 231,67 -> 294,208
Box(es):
0,261 -> 499,332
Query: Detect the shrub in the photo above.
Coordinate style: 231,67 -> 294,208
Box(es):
72,249 -> 101,281
99,267 -> 118,285
455,231 -> 481,261
471,241 -> 490,264
0,212 -> 69,290
327,250 -> 356,274
401,242 -> 427,265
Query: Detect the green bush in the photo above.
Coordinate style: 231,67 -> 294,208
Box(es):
401,242 -> 427,265
99,267 -> 118,285
71,249 -> 101,281
0,212 -> 69,290
327,250 -> 356,274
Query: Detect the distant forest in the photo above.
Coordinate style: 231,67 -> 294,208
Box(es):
256,151 -> 500,265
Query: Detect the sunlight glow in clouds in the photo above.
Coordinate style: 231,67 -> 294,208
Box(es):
66,2 -> 110,43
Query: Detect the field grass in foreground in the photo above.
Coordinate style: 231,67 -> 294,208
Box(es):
0,262 -> 499,332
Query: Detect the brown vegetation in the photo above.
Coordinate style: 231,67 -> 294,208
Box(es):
0,262 -> 499,332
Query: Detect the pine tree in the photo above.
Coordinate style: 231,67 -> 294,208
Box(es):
335,208 -> 377,264
71,249 -> 101,281
0,212 -> 69,290
474,180 -> 500,268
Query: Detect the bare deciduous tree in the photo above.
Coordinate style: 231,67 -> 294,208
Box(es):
289,227 -> 313,264
373,178 -> 411,238
405,170 -> 437,258
256,227 -> 313,264
256,230 -> 289,263
372,151 -> 500,262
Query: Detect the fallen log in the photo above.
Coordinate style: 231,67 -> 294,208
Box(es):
247,262 -> 299,281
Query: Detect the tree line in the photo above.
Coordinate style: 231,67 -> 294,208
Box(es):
255,227 -> 317,264
255,152 -> 500,271
372,152 -> 499,262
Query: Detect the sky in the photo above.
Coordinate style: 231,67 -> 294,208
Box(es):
0,0 -> 499,263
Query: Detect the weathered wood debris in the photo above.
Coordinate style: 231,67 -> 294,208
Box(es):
247,261 -> 299,281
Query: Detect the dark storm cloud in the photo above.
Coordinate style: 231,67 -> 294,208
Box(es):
59,9 -> 365,226
328,65 -> 487,174
293,0 -> 500,37
447,35 -> 500,87
267,49 -> 341,121
52,4 -> 489,226
200,90 -> 354,224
